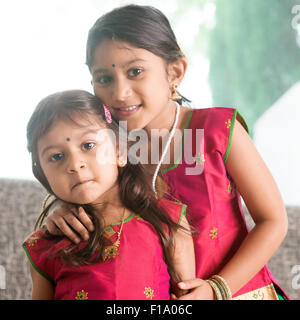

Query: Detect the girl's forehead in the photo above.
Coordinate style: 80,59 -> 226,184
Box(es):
58,113 -> 105,130
95,39 -> 138,55
91,39 -> 159,69
39,115 -> 106,143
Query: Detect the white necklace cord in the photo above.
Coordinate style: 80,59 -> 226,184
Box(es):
152,102 -> 181,197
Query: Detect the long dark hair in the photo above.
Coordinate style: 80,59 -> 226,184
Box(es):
27,89 -> 184,282
86,4 -> 190,103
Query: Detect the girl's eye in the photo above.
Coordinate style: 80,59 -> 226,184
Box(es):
82,142 -> 95,151
49,153 -> 64,162
94,75 -> 112,85
128,68 -> 143,78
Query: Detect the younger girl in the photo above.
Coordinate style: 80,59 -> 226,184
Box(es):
23,89 -> 195,300
45,5 -> 289,299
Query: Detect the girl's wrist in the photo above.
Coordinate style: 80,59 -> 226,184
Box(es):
205,280 -> 216,300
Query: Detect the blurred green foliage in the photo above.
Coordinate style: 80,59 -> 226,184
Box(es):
208,0 -> 300,134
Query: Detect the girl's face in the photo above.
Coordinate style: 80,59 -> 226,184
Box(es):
37,114 -> 123,205
91,39 -> 178,132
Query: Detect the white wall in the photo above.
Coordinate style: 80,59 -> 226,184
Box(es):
253,82 -> 300,206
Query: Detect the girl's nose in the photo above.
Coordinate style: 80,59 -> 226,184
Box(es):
112,78 -> 132,102
67,157 -> 87,173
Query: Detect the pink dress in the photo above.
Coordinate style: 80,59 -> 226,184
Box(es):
161,107 -> 288,300
23,200 -> 186,300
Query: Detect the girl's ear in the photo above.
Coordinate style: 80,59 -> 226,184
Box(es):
167,57 -> 188,87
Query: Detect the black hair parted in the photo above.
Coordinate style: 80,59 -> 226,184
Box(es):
86,4 -> 184,69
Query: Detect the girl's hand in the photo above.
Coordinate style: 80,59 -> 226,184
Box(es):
170,279 -> 215,300
45,200 -> 94,244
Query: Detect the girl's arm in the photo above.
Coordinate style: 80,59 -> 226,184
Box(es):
218,120 -> 288,294
177,120 -> 288,299
170,213 -> 197,297
45,200 -> 94,244
29,264 -> 54,300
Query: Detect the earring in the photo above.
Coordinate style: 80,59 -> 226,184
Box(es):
118,158 -> 126,167
170,84 -> 182,101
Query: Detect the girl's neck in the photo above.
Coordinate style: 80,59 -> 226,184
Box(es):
90,197 -> 130,227
144,100 -> 178,134
144,104 -> 191,173
88,186 -> 129,226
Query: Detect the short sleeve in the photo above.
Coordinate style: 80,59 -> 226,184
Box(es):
203,107 -> 249,164
223,108 -> 249,163
22,229 -> 66,285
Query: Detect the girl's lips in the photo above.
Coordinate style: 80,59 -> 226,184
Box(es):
113,104 -> 142,117
72,180 -> 93,190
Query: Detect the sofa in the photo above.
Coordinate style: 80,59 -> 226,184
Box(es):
0,178 -> 299,300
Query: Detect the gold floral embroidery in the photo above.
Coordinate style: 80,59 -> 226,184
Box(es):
193,153 -> 205,165
225,119 -> 232,128
209,227 -> 218,239
27,235 -> 39,247
75,290 -> 88,300
144,287 -> 154,299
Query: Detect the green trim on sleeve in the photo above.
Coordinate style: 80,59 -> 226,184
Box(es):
22,243 -> 55,285
223,109 -> 237,163
223,109 -> 249,163
236,110 -> 249,134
